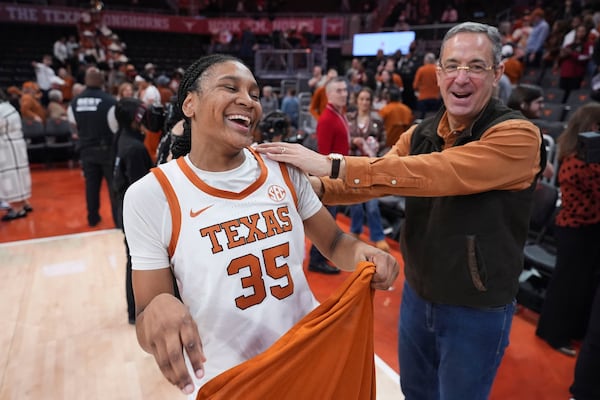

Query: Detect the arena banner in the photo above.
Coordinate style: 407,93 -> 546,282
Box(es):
0,4 -> 344,35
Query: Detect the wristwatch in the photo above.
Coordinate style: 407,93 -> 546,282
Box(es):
328,153 -> 344,179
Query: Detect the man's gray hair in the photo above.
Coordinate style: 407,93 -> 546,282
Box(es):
440,22 -> 503,66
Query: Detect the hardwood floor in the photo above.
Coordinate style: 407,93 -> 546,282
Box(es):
0,164 -> 576,399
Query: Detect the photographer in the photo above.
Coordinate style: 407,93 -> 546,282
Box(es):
113,97 -> 154,324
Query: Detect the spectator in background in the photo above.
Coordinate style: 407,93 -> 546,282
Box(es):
112,97 -> 154,325
47,89 -> 67,120
135,74 -> 160,106
346,87 -> 390,252
440,4 -> 458,23
309,68 -> 339,120
378,86 -> 413,148
308,76 -> 351,275
397,40 -> 421,110
53,36 -> 68,69
169,68 -> 185,95
66,34 -> 80,74
558,24 -> 591,101
536,102 -> 600,357
413,52 -> 441,119
117,82 -> 134,100
260,85 -> 279,116
507,84 -> 544,120
501,43 -> 524,85
156,75 -> 174,105
57,67 -> 75,104
68,67 -> 118,227
525,8 -> 550,68
143,63 -> 157,82
71,82 -> 85,98
506,84 -> 554,180
19,82 -> 46,123
561,15 -> 583,48
134,74 -> 162,163
280,88 -> 300,128
308,65 -> 326,93
557,0 -> 582,23
512,14 -> 532,61
32,54 -> 58,107
375,69 -> 401,105
0,89 -> 33,221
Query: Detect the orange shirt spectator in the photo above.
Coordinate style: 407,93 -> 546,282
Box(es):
413,55 -> 439,101
20,82 -> 46,122
378,87 -> 413,148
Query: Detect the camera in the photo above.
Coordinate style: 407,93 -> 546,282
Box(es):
576,131 -> 600,163
142,103 -> 168,132
259,110 -> 291,142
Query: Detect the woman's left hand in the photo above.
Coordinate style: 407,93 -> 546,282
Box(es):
254,142 -> 331,177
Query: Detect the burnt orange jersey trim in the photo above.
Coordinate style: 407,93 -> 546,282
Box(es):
278,162 -> 299,210
176,149 -> 268,200
151,167 -> 181,258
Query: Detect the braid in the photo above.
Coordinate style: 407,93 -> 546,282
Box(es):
170,119 -> 192,159
176,54 -> 245,156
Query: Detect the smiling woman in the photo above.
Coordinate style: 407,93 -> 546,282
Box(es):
121,54 -> 398,398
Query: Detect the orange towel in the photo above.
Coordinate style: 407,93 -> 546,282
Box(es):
197,261 -> 377,400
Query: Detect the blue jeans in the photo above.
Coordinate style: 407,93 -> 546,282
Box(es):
399,282 -> 515,400
350,199 -> 385,242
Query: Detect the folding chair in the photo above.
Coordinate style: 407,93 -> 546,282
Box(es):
517,181 -> 560,312
531,119 -> 565,140
45,118 -> 76,163
21,117 -> 47,163
565,88 -> 592,109
541,134 -> 559,186
539,103 -> 566,122
543,87 -> 565,104
539,73 -> 560,88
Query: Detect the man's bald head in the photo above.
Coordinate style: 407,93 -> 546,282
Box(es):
84,67 -> 105,88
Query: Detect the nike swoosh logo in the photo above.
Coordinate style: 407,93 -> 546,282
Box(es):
189,205 -> 213,218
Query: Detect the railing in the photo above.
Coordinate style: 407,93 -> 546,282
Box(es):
254,48 -> 324,80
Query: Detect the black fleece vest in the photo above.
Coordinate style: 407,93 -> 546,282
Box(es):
401,98 -> 546,307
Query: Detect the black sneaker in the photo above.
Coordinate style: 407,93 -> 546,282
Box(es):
2,208 -> 27,221
308,262 -> 341,274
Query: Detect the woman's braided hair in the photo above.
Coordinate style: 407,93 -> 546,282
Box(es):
171,54 -> 245,158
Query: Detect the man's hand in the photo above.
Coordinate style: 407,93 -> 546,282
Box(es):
136,293 -> 206,395
254,142 -> 332,177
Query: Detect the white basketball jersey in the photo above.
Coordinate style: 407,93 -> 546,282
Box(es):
152,149 -> 318,389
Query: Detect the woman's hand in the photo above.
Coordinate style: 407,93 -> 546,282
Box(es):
136,293 -> 206,395
254,143 -> 332,177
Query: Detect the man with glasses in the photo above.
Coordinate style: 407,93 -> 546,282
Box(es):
256,21 -> 545,399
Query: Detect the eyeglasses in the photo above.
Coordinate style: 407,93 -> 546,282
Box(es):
437,63 -> 496,77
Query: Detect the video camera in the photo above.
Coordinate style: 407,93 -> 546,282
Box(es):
142,103 -> 168,132
259,110 -> 290,142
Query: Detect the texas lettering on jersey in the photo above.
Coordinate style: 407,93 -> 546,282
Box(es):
199,205 -> 292,254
